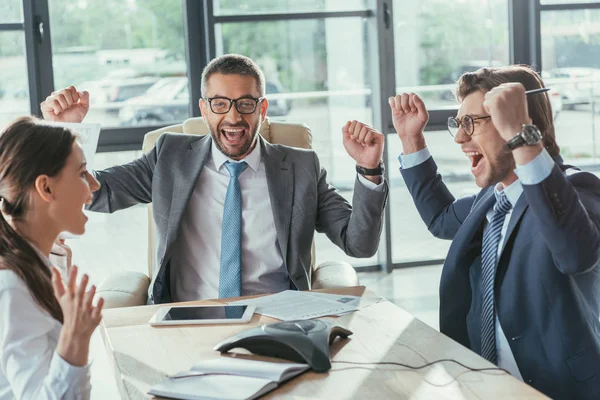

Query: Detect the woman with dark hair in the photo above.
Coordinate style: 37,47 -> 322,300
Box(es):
0,116 -> 103,399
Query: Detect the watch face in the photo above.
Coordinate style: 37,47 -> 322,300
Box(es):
522,125 -> 542,145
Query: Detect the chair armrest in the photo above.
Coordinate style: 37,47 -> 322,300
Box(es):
311,261 -> 359,289
95,271 -> 151,309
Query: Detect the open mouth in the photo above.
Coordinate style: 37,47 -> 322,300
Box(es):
221,127 -> 247,145
466,151 -> 484,172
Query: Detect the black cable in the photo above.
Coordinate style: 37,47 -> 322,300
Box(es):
331,359 -> 510,375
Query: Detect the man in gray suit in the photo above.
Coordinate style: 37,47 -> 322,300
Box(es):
41,54 -> 388,304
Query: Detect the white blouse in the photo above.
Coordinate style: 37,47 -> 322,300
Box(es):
0,268 -> 91,399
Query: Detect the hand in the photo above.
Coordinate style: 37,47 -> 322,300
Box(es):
50,238 -> 72,273
483,83 -> 533,142
52,265 -> 104,366
41,86 -> 89,123
389,93 -> 429,154
342,120 -> 385,169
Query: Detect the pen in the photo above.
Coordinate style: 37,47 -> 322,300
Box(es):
525,87 -> 551,95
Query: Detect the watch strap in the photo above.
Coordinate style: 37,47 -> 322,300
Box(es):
356,162 -> 385,176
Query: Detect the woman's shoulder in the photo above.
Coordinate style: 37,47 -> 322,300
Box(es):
0,269 -> 28,292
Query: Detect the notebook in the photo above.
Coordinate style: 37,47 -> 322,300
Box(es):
148,357 -> 310,400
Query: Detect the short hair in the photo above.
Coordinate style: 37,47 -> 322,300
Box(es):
201,54 -> 266,97
455,65 -> 559,157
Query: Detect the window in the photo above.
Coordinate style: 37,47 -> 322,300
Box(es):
215,14 -> 377,267
389,0 -> 509,264
213,0 -> 369,15
541,8 -> 600,166
48,0 -> 189,128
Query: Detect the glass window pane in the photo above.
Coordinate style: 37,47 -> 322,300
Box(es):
393,0 -> 509,108
0,1 -> 23,23
0,32 -> 29,130
216,18 -> 377,267
214,0 -> 368,16
388,131 -> 475,263
542,9 -> 600,166
48,0 -> 189,128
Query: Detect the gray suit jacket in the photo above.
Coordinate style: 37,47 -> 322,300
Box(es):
89,133 -> 388,303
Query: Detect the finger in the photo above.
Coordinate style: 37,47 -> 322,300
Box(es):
79,91 -> 90,108
67,265 -> 78,294
50,99 -> 63,115
388,97 -> 396,112
92,297 -> 104,321
348,120 -> 358,137
62,88 -> 75,107
76,273 -> 89,303
55,94 -> 68,110
51,267 -> 65,298
394,95 -> 403,114
409,93 -> 418,112
400,93 -> 411,113
363,131 -> 374,146
412,94 -> 428,116
83,284 -> 96,311
357,124 -> 369,143
342,121 -> 352,140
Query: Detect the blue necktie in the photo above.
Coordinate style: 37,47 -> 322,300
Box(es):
480,191 -> 512,364
219,161 -> 248,299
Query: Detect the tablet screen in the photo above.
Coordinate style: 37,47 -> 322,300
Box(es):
163,305 -> 248,321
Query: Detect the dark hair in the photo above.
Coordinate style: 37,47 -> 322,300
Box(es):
456,65 -> 559,157
201,54 -> 266,97
0,116 -> 77,322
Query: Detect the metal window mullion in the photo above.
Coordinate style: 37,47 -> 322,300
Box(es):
0,23 -> 24,31
541,2 -> 600,11
213,10 -> 373,23
22,0 -> 55,116
509,0 -> 541,70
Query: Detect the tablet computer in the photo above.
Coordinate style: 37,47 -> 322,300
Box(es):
149,304 -> 256,326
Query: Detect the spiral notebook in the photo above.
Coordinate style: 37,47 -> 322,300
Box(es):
148,357 -> 309,400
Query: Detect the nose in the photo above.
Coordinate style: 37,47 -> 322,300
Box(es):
87,172 -> 101,193
454,125 -> 471,144
224,103 -> 243,123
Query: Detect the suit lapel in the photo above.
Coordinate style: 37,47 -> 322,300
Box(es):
261,137 -> 293,261
499,194 -> 529,256
166,136 -> 211,249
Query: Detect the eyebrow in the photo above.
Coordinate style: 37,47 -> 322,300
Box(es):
209,94 -> 258,99
79,162 -> 87,169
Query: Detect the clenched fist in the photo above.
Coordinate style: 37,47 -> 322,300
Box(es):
342,120 -> 385,170
41,86 -> 89,123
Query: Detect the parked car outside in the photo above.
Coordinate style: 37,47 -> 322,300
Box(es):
544,67 -> 600,110
118,77 -> 291,126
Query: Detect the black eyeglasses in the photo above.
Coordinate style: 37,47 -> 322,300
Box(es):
447,115 -> 491,137
204,96 -> 264,114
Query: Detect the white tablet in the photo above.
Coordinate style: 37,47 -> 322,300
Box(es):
149,304 -> 256,326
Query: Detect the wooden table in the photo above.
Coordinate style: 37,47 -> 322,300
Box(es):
100,286 -> 546,399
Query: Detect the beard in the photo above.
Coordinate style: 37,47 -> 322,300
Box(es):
209,120 -> 261,159
479,150 -> 515,188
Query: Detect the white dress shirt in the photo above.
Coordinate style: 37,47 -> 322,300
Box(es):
171,139 -> 385,301
0,257 -> 91,399
400,147 -> 556,380
170,140 -> 289,301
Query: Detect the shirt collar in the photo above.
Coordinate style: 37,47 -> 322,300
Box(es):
493,179 -> 523,209
210,136 -> 261,172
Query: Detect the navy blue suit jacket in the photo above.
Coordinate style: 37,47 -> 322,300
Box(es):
401,155 -> 600,399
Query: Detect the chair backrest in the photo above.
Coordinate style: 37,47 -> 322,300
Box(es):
142,117 -> 316,276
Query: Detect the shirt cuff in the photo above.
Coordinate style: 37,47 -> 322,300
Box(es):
514,148 -> 555,185
398,147 -> 431,169
357,174 -> 385,192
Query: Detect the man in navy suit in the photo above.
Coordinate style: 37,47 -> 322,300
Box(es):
392,65 -> 600,399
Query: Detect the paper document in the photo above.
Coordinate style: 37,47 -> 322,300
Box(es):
304,291 -> 383,314
229,290 -> 359,321
149,357 -> 309,400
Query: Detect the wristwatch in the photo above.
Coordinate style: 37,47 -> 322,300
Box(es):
506,124 -> 542,150
356,162 -> 385,176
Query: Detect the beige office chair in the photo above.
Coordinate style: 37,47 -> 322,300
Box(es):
97,117 -> 359,308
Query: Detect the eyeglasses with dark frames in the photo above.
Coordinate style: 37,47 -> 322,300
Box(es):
447,115 -> 491,137
203,96 -> 264,114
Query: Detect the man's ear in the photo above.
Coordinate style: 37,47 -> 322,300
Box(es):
34,175 -> 54,202
199,98 -> 208,120
260,97 -> 269,121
